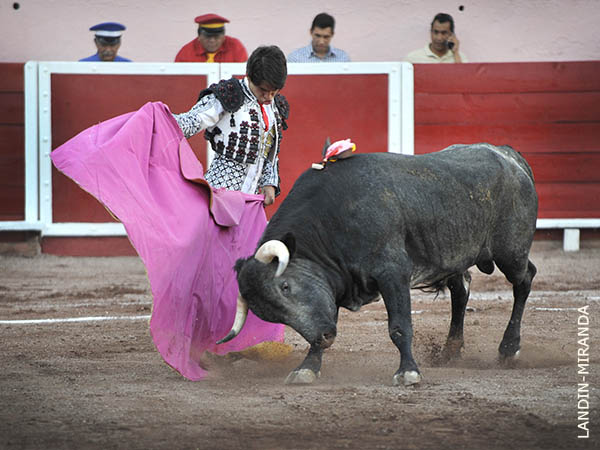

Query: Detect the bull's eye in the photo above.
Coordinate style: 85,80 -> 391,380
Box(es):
280,281 -> 290,296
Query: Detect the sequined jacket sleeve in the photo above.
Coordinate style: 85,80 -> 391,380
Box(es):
258,102 -> 283,195
172,94 -> 225,139
259,157 -> 279,191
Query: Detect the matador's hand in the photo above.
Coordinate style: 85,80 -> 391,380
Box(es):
261,186 -> 276,206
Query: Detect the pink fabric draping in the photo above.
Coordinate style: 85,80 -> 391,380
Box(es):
51,101 -> 284,380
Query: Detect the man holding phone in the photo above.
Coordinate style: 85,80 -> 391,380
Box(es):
406,13 -> 468,63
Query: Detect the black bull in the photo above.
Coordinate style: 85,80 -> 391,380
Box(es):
218,143 -> 538,386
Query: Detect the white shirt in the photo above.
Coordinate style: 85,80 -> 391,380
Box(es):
406,44 -> 468,63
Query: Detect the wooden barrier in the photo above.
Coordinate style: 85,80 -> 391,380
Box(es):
50,73 -> 210,224
42,68 -> 395,254
1,61 -> 599,254
0,63 -> 25,221
414,61 -> 600,250
414,61 -> 600,220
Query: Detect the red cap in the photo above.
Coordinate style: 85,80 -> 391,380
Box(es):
194,13 -> 230,25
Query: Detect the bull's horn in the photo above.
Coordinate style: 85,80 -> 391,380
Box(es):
255,240 -> 289,277
216,294 -> 249,344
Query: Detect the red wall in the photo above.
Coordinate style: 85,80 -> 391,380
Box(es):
45,72 -> 388,255
50,73 -> 388,224
413,61 -> 600,219
264,74 -> 389,217
1,62 -> 599,255
51,74 -> 209,224
0,63 -> 25,221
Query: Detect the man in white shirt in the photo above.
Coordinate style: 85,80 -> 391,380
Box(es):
406,13 -> 468,64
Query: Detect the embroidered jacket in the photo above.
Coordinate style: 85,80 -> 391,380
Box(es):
174,78 -> 289,196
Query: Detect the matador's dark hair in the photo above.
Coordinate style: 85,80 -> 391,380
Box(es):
246,45 -> 287,90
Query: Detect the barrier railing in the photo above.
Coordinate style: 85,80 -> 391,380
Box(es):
1,61 -> 413,240
3,61 -> 596,251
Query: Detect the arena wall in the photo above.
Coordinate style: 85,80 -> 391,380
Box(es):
1,61 -> 599,255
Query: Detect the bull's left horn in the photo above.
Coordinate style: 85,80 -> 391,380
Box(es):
255,240 -> 289,277
216,294 -> 249,344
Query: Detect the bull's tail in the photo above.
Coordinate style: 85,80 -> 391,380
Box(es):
414,278 -> 450,296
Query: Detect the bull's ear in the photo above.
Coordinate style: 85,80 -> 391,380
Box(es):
280,232 -> 296,258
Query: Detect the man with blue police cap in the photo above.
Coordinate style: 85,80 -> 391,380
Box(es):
80,22 -> 132,62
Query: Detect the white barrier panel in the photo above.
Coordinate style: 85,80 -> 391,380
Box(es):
537,218 -> 600,251
18,61 -> 412,237
2,61 -> 596,252
36,62 -> 219,237
221,62 -> 414,156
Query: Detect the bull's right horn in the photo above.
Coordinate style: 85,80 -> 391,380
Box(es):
216,294 -> 249,344
255,240 -> 290,277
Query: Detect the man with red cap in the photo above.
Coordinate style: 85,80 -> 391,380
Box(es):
175,13 -> 248,62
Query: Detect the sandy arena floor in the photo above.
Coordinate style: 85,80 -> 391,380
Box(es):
0,241 -> 598,449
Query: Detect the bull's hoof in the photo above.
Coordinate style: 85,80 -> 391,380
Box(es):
284,369 -> 320,385
498,349 -> 520,367
498,340 -> 520,357
440,339 -> 464,363
393,370 -> 422,387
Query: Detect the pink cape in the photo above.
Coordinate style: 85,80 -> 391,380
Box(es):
51,101 -> 284,380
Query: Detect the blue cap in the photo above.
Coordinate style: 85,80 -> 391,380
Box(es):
89,22 -> 126,43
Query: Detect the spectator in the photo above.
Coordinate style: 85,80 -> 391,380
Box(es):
173,45 -> 289,206
175,13 -> 248,62
287,13 -> 350,62
79,22 -> 132,62
406,13 -> 467,63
